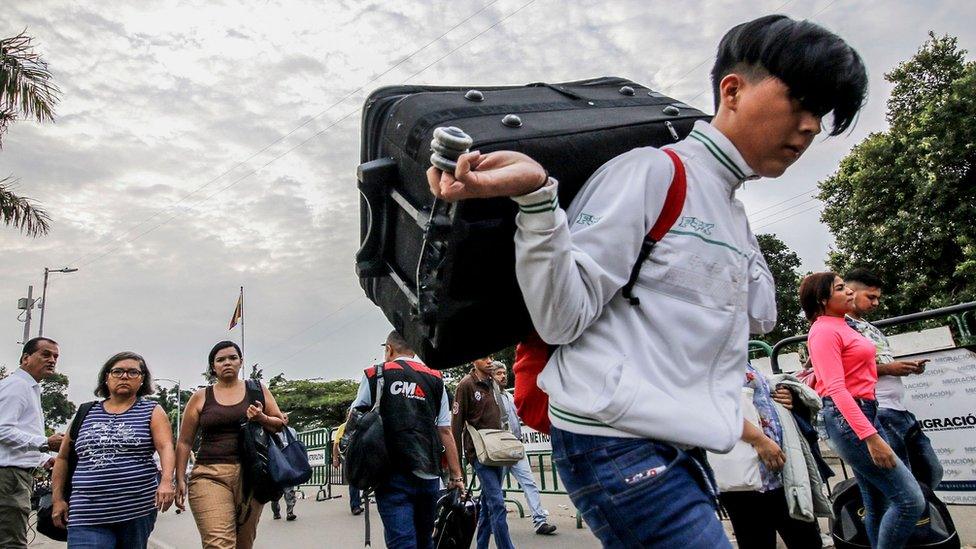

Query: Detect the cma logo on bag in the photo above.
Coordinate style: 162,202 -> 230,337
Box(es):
390,380 -> 427,400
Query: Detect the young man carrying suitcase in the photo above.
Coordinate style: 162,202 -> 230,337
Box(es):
428,15 -> 867,547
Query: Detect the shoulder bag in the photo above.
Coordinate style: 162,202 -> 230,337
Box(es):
464,382 -> 525,467
239,380 -> 282,503
707,387 -> 763,492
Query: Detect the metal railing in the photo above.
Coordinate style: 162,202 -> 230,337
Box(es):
297,425 -> 585,527
770,301 -> 976,373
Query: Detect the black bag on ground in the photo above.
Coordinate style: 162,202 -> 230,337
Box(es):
37,400 -> 97,542
344,363 -> 390,491
432,488 -> 479,549
239,380 -> 283,504
830,477 -> 960,549
357,77 -> 710,368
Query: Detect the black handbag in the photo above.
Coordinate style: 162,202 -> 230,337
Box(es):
268,427 -> 312,487
433,488 -> 479,549
36,400 -> 97,541
239,380 -> 283,504
830,478 -> 960,549
344,363 -> 390,491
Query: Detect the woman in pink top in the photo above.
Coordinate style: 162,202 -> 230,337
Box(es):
800,272 -> 924,548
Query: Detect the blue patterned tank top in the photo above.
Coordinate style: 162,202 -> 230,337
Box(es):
68,399 -> 159,526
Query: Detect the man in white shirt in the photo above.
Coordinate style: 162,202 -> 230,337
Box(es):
0,337 -> 65,548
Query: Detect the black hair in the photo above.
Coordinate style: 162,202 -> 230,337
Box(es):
207,341 -> 242,376
844,268 -> 884,290
21,336 -> 58,362
711,14 -> 867,135
95,351 -> 154,398
385,330 -> 413,355
799,271 -> 839,321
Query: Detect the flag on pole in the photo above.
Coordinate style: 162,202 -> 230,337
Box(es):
229,290 -> 243,330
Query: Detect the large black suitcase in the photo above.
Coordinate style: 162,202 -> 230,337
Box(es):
356,77 -> 709,368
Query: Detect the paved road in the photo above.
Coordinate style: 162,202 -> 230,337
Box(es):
27,486 -> 976,548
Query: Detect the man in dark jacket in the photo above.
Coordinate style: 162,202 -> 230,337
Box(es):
350,331 -> 464,549
452,357 -> 515,549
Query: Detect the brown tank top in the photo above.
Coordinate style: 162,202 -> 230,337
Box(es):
196,385 -> 249,464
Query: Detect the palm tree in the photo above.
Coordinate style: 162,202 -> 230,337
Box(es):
1,29 -> 60,237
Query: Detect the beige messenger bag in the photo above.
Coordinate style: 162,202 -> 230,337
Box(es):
465,423 -> 524,467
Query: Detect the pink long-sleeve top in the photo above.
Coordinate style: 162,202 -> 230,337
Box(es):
808,315 -> 879,440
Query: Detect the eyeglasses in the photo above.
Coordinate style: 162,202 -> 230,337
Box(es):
109,368 -> 144,379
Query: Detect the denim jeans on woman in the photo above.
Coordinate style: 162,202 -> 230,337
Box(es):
821,398 -> 925,549
66,510 -> 157,549
550,427 -> 730,549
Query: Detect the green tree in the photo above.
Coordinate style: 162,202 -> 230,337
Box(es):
41,373 -> 76,430
820,33 -> 976,316
1,29 -> 59,236
268,376 -> 359,431
147,384 -> 194,437
754,233 -> 806,346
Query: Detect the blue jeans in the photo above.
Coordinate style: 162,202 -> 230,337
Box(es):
877,407 -> 943,489
550,427 -> 729,548
506,455 -> 548,526
821,398 -> 925,549
472,460 -> 515,549
374,472 -> 439,549
67,510 -> 157,549
349,484 -> 363,510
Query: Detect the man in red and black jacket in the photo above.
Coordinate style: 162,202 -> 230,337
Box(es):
350,331 -> 464,549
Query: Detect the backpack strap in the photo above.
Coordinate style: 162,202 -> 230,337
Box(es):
69,401 -> 97,442
245,379 -> 266,408
621,148 -> 687,305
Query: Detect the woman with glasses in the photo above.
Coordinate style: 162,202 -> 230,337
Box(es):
50,351 -> 176,548
175,341 -> 285,549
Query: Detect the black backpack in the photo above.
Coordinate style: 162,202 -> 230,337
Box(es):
344,363 -> 390,492
239,380 -> 283,504
830,478 -> 960,549
37,400 -> 97,541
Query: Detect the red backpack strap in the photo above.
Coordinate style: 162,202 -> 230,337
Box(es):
621,148 -> 687,305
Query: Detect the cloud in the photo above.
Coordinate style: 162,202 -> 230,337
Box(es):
2,0 -> 975,407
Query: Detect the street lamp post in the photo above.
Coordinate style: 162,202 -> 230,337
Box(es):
157,377 -> 182,436
38,267 -> 78,337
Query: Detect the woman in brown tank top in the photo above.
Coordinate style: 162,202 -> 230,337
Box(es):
173,341 -> 285,549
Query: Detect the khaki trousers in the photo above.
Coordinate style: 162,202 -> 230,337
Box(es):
188,463 -> 263,549
0,466 -> 32,549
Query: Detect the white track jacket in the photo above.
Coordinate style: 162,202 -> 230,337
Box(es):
512,121 -> 777,452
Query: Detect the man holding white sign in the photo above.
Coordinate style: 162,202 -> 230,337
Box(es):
845,269 -> 943,488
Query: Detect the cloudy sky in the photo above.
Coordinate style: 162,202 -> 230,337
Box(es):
2,0 -> 974,405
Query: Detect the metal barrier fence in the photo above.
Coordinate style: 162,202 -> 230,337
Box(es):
770,301 -> 976,372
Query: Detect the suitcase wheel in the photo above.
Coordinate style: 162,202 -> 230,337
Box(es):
430,126 -> 473,172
